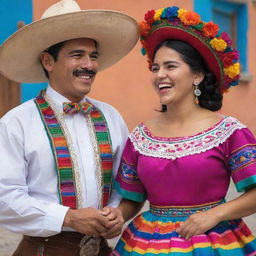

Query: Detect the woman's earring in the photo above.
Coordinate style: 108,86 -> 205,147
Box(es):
193,81 -> 201,104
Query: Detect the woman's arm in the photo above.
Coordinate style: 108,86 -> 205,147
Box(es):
119,198 -> 145,222
212,187 -> 256,220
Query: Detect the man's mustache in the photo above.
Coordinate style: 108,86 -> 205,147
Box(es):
73,69 -> 97,77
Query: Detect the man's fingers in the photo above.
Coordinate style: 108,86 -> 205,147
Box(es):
105,217 -> 121,229
96,214 -> 111,227
100,207 -> 111,216
101,225 -> 123,239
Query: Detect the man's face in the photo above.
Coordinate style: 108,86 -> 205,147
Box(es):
42,38 -> 99,102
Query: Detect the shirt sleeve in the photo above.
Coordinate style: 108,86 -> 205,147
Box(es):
226,127 -> 256,192
115,137 -> 147,202
0,121 -> 69,237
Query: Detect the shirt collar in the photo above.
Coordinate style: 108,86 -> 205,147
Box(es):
45,85 -> 88,112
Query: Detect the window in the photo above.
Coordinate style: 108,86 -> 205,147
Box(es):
194,0 -> 248,73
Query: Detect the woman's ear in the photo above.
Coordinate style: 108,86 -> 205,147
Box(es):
194,72 -> 205,85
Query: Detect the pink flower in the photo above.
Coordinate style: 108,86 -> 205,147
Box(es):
220,32 -> 232,46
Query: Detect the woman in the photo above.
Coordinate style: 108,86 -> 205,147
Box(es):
111,6 -> 256,256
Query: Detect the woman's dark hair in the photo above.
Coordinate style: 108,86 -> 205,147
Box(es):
154,40 -> 223,112
41,41 -> 65,78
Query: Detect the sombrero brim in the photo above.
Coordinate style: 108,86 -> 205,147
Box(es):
145,26 -> 223,86
0,10 -> 139,83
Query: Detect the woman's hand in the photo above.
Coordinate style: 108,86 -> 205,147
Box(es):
100,206 -> 125,239
177,188 -> 256,240
176,211 -> 220,240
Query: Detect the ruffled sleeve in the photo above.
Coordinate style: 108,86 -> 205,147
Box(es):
227,128 -> 256,192
115,137 -> 147,202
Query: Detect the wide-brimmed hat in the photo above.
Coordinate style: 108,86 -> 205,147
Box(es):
139,6 -> 240,92
0,0 -> 139,83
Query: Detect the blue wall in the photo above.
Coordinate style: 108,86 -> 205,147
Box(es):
0,0 -> 47,102
0,0 -> 33,44
194,0 -> 213,22
21,83 -> 47,102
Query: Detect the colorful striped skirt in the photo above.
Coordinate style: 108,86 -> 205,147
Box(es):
112,201 -> 256,255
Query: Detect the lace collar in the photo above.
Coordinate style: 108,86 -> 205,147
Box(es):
130,116 -> 246,159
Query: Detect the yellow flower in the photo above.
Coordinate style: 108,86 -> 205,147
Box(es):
154,8 -> 164,20
178,8 -> 187,19
224,63 -> 240,78
210,38 -> 228,51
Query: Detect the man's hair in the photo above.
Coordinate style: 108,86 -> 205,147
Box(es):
41,41 -> 65,78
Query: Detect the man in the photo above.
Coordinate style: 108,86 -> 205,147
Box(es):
0,0 -> 138,255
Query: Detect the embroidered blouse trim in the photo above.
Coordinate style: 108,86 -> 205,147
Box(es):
130,116 -> 246,160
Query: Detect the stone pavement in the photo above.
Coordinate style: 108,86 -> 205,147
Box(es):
1,183 -> 256,256
0,227 -> 21,256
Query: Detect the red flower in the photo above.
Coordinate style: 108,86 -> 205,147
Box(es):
203,21 -> 219,37
147,58 -> 153,70
144,10 -> 155,24
140,38 -> 147,49
220,51 -> 239,68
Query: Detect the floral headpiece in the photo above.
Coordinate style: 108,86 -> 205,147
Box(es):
139,6 -> 240,92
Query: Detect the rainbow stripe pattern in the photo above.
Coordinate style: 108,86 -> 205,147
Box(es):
112,203 -> 256,255
63,102 -> 93,115
35,91 -> 113,209
90,106 -> 114,207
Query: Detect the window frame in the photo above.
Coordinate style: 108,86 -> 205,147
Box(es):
194,0 -> 251,82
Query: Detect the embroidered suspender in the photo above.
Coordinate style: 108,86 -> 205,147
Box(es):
34,91 -> 113,209
90,109 -> 113,207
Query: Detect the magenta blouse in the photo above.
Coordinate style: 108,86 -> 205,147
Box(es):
115,116 -> 256,206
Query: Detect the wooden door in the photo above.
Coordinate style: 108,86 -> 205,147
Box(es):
0,74 -> 20,117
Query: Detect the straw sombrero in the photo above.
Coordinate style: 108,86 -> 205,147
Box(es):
0,0 -> 139,83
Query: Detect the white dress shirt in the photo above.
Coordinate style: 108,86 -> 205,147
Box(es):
0,86 -> 128,237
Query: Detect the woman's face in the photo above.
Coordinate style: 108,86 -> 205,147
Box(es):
151,46 -> 203,107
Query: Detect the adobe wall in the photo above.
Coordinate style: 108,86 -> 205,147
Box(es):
33,0 -> 256,132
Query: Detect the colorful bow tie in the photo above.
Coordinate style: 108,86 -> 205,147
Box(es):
63,102 -> 93,115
